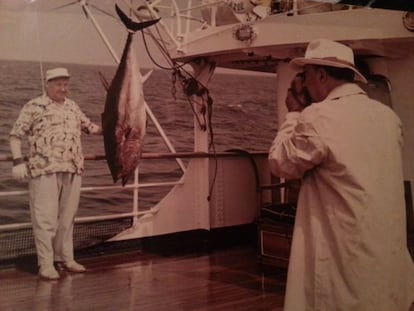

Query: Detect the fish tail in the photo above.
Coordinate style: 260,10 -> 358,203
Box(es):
115,4 -> 160,33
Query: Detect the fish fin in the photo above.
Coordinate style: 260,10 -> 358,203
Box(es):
98,71 -> 110,92
142,69 -> 153,83
115,4 -> 160,33
121,175 -> 130,187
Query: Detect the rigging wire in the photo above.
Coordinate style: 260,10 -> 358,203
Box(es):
33,1 -> 45,92
137,8 -> 211,132
133,0 -> 219,200
138,6 -> 215,136
123,0 -> 214,137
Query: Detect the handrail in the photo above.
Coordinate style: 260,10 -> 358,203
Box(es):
0,151 -> 268,162
146,0 -> 358,44
0,151 -> 269,232
0,180 -> 185,197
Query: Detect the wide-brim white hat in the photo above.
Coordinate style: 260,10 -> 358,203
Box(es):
290,39 -> 367,83
45,67 -> 70,82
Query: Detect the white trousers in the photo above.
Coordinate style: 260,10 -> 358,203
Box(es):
29,172 -> 81,267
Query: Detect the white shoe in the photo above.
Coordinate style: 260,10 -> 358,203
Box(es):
63,261 -> 86,273
39,266 -> 60,280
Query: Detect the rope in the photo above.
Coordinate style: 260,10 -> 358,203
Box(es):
133,1 -> 219,200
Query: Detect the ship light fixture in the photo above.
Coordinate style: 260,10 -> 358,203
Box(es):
232,24 -> 257,44
403,12 -> 414,31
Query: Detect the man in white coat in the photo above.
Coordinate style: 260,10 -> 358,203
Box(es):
269,39 -> 414,310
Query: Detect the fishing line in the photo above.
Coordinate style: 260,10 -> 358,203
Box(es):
122,0 -> 175,70
133,2 -> 212,91
132,0 -> 219,198
133,3 -> 215,138
205,90 -> 217,202
33,1 -> 45,92
140,29 -> 209,131
140,30 -> 175,70
129,3 -> 209,128
140,24 -> 215,136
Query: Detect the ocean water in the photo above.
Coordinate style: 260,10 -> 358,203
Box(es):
0,60 -> 278,224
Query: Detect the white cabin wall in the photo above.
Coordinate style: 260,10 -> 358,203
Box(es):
272,62 -> 299,202
110,158 -> 211,241
209,157 -> 263,228
367,56 -> 414,187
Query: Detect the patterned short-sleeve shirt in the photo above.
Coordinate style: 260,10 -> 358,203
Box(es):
10,95 -> 94,178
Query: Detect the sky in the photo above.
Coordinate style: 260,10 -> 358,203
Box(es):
0,0 -> 174,68
0,0 -> 277,76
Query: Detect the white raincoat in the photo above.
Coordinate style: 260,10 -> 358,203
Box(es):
269,83 -> 414,311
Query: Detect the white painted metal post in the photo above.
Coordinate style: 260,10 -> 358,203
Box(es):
81,3 -> 120,64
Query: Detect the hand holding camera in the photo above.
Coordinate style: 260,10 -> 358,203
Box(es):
286,73 -> 312,112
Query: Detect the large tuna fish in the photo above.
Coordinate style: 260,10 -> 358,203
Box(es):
102,5 -> 159,185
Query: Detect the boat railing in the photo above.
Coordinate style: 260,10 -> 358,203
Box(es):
0,151 -> 267,232
0,150 -> 271,262
0,152 -> 190,232
131,0 -> 357,51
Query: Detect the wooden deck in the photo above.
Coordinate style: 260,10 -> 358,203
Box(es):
0,246 -> 286,310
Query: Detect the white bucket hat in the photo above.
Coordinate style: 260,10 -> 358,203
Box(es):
45,67 -> 70,82
290,39 -> 367,83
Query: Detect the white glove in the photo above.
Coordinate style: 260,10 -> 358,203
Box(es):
12,163 -> 28,182
87,123 -> 102,135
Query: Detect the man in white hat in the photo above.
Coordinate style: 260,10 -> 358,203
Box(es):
269,39 -> 414,310
9,67 -> 102,280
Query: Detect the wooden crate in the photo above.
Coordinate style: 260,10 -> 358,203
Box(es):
257,220 -> 293,269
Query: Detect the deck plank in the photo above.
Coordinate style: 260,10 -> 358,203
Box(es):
0,246 -> 286,310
